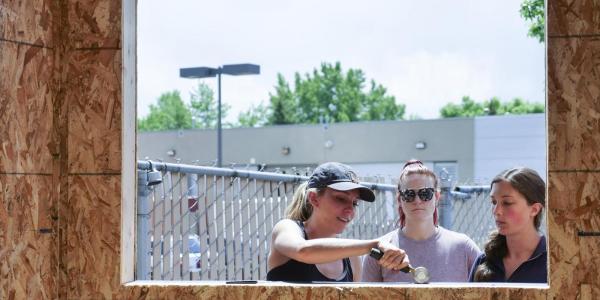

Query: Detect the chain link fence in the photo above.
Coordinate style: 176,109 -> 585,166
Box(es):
136,161 -> 526,281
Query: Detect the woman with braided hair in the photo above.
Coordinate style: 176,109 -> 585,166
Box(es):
469,167 -> 547,283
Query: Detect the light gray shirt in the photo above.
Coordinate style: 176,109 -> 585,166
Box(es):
362,226 -> 481,282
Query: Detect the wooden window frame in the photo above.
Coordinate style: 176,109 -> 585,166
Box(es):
120,0 -> 550,294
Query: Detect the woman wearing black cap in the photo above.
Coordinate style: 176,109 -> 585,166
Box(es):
266,162 -> 410,282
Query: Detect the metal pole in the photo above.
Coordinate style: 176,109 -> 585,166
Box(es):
137,171 -> 152,280
217,70 -> 222,168
185,173 -> 200,238
438,169 -> 453,229
138,160 -> 398,191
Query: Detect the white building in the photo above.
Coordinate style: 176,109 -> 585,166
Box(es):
138,114 -> 546,185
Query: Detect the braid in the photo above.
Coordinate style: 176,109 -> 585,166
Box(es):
474,167 -> 545,281
473,231 -> 507,281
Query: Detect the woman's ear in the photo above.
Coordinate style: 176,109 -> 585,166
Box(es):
308,190 -> 320,208
530,202 -> 543,217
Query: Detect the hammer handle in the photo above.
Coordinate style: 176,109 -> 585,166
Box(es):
369,248 -> 411,273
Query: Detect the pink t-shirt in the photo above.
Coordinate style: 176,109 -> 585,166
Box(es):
362,226 -> 481,282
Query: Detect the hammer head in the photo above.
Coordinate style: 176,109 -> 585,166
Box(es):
413,266 -> 430,284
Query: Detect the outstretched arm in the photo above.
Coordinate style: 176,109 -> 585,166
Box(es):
270,219 -> 409,268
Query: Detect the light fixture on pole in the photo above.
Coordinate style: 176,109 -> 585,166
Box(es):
180,63 -> 260,167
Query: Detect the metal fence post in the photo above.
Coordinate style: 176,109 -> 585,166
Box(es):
137,170 -> 152,280
187,173 -> 199,212
438,169 -> 453,229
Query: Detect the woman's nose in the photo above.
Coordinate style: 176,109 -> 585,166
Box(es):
344,203 -> 356,213
493,204 -> 501,216
414,197 -> 427,204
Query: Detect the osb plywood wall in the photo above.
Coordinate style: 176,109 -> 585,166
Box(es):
1,0 -> 57,299
0,0 -> 598,299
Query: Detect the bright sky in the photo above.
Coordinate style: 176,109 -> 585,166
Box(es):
137,0 -> 544,122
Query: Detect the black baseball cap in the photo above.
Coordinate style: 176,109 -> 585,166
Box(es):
307,162 -> 376,202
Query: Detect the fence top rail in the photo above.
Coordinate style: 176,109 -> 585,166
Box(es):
137,160 -> 397,192
454,185 -> 491,194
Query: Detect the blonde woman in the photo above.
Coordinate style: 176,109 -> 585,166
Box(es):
267,162 -> 409,282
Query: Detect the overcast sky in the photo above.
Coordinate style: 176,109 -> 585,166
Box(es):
137,0 -> 545,122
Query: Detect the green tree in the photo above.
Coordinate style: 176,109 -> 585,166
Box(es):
440,96 -> 485,118
520,0 -> 545,43
236,102 -> 268,127
189,82 -> 230,129
268,74 -> 299,125
440,96 -> 545,118
504,97 -> 545,114
138,82 -> 236,131
487,97 -> 503,115
138,90 -> 192,131
267,62 -> 404,125
360,81 -> 405,121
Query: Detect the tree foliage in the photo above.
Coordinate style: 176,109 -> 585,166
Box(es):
268,74 -> 299,125
140,63 -> 546,131
520,0 -> 545,43
237,102 -> 268,128
440,96 -> 544,118
138,82 -> 230,131
267,62 -> 405,125
138,90 -> 192,131
189,82 -> 230,129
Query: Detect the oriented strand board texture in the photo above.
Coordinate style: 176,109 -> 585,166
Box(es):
67,49 -> 122,173
0,175 -> 56,300
0,41 -> 54,173
547,37 -> 600,170
546,0 -> 600,297
547,173 -> 600,299
65,175 -> 121,299
547,0 -> 600,36
67,0 -> 121,48
123,284 -> 343,300
2,0 -> 600,299
0,1 -> 58,300
0,0 -> 54,46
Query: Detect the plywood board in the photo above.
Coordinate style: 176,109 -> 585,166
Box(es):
66,49 -> 122,173
65,175 -> 121,299
548,0 -> 600,37
66,0 -> 121,48
0,41 -> 54,174
547,37 -> 600,171
0,0 -> 54,46
4,0 -> 600,298
0,175 -> 56,300
547,172 -> 600,299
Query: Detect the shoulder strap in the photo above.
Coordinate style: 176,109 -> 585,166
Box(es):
342,257 -> 354,281
295,220 -> 308,239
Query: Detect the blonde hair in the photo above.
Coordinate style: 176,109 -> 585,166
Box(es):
285,182 -> 324,221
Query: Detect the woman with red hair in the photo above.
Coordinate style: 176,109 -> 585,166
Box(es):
362,159 -> 481,282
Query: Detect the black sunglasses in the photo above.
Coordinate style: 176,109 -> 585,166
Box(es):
400,188 -> 435,202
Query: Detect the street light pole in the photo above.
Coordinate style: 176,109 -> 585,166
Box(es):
180,63 -> 260,168
217,69 -> 222,167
